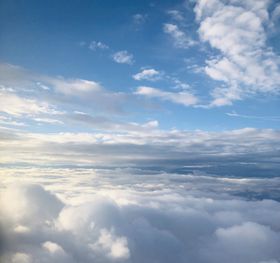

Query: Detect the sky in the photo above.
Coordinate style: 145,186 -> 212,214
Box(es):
0,0 -> 280,263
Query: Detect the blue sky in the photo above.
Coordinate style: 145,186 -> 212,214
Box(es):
1,0 -> 280,131
0,0 -> 280,174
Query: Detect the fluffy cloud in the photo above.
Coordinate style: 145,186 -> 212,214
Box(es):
195,0 -> 280,106
112,51 -> 134,65
163,23 -> 196,48
132,69 -> 161,81
1,177 -> 280,263
135,86 -> 198,106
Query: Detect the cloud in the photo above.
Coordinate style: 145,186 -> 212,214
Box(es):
132,69 -> 162,81
163,23 -> 196,48
1,178 -> 280,263
195,0 -> 280,106
112,51 -> 134,65
135,86 -> 198,106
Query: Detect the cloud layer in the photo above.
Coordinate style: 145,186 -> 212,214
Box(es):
1,170 -> 280,263
1,127 -> 279,177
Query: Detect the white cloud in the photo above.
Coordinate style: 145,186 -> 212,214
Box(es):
163,23 -> 196,48
112,51 -> 134,65
195,0 -> 280,106
1,179 -> 280,263
135,86 -> 198,106
133,69 -> 162,81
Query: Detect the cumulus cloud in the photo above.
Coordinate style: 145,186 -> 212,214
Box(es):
163,23 -> 196,48
135,86 -> 198,106
195,0 -> 280,106
132,69 -> 162,81
112,51 -> 134,65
